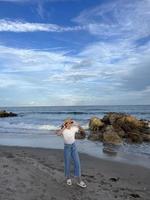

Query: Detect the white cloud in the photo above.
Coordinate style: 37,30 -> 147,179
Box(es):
0,44 -> 79,73
36,1 -> 45,19
74,0 -> 150,40
0,19 -> 85,32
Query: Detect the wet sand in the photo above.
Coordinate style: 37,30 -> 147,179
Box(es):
0,145 -> 150,200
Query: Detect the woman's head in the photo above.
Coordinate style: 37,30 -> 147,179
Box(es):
62,118 -> 74,129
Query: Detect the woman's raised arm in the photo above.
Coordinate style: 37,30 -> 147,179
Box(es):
55,125 -> 65,136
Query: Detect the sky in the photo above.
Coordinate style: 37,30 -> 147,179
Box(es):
0,0 -> 150,106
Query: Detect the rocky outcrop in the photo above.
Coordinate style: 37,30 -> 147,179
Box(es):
89,117 -> 104,131
88,112 -> 150,144
0,110 -> 17,118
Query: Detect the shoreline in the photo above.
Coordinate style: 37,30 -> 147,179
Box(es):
0,145 -> 150,200
0,133 -> 150,169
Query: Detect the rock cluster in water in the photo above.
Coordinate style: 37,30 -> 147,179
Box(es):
0,110 -> 17,118
88,112 -> 150,144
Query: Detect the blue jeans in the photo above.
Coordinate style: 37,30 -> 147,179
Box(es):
64,142 -> 81,178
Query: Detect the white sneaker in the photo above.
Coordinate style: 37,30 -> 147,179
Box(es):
77,180 -> 87,188
66,179 -> 72,186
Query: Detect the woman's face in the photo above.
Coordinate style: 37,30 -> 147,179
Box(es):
64,121 -> 73,129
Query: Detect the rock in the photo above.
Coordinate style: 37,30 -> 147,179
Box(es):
103,132 -> 122,145
103,143 -> 121,155
103,125 -> 122,145
75,127 -> 86,139
128,132 -> 143,143
117,115 -> 146,132
142,134 -> 150,142
103,147 -> 118,155
88,131 -> 103,141
88,117 -> 104,141
89,117 -> 104,131
139,120 -> 150,134
0,110 -> 17,118
102,112 -> 148,131
102,112 -> 124,125
112,124 -> 126,138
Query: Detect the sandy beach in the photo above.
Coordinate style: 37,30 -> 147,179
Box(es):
0,145 -> 150,200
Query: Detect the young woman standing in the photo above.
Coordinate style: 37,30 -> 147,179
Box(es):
56,118 -> 87,188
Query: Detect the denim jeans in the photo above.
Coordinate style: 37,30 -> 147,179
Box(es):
64,142 -> 81,178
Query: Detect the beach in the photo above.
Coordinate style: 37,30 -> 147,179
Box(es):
0,145 -> 150,200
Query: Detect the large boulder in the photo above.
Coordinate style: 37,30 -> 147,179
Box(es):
103,132 -> 122,145
116,115 -> 147,132
89,117 -> 104,131
88,117 -> 104,141
75,127 -> 86,139
103,125 -> 123,145
0,110 -> 17,118
102,112 -> 149,133
88,131 -> 103,141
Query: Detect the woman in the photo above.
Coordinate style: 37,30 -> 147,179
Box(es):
56,118 -> 87,188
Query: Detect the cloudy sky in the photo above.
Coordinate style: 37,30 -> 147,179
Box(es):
0,0 -> 150,106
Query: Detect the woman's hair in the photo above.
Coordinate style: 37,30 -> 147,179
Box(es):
61,118 -> 73,129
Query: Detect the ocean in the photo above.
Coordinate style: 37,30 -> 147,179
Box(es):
0,105 -> 150,168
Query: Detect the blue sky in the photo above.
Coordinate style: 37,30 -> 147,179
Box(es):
0,0 -> 150,106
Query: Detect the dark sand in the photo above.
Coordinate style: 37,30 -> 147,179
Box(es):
0,145 -> 150,200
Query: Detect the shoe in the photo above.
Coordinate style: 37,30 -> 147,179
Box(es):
67,179 -> 72,186
77,180 -> 87,188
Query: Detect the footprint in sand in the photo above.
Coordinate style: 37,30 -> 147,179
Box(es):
129,193 -> 141,198
109,177 -> 120,182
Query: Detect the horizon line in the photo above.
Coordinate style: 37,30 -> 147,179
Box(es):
0,104 -> 150,108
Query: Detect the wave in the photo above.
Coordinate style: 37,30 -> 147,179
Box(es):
19,111 -> 106,115
38,124 -> 58,130
0,121 -> 89,132
0,121 -> 59,131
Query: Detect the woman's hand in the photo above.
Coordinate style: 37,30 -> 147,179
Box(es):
55,126 -> 66,136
